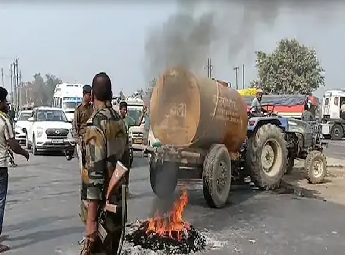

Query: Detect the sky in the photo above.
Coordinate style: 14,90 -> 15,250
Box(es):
1,1 -> 345,98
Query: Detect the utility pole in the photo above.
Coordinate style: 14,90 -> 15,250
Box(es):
19,70 -> 22,108
233,66 -> 239,89
9,64 -> 13,103
15,58 -> 19,112
242,64 -> 245,89
205,58 -> 213,78
1,68 -> 4,86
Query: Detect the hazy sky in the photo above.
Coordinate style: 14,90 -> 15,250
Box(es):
1,1 -> 345,97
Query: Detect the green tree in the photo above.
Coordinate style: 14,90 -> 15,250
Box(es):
45,74 -> 62,105
250,38 -> 325,94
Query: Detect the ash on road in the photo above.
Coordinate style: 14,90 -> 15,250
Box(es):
3,153 -> 345,255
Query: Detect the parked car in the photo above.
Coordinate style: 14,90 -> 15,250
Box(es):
14,110 -> 33,144
26,107 -> 76,155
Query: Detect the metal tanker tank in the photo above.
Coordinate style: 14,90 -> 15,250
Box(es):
149,67 -> 248,154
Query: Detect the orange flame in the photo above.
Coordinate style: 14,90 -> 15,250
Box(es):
146,188 -> 190,241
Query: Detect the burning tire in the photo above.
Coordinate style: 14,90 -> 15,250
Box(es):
246,124 -> 287,190
305,150 -> 327,184
202,144 -> 232,208
149,156 -> 178,199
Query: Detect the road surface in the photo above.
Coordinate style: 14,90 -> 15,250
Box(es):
325,139 -> 345,160
2,152 -> 345,255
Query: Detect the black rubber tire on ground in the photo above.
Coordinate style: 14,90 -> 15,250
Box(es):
149,156 -> 178,199
246,124 -> 287,190
202,144 -> 232,208
32,135 -> 38,155
305,150 -> 327,184
285,153 -> 295,175
331,124 -> 344,140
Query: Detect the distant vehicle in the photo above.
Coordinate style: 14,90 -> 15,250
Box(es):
126,97 -> 147,150
14,110 -> 33,144
52,83 -> 83,121
26,107 -> 76,155
321,89 -> 345,140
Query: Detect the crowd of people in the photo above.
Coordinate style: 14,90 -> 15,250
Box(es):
0,72 -> 140,254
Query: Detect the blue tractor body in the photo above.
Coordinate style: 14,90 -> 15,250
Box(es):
247,116 -> 289,134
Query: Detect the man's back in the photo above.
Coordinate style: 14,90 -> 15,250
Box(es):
301,110 -> 315,122
85,106 -> 127,184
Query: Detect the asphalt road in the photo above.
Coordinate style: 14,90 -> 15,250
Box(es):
325,139 -> 345,160
3,152 -> 345,255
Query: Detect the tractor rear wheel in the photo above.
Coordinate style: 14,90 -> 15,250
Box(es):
246,124 -> 287,190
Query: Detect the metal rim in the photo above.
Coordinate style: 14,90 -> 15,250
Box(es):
216,160 -> 229,194
261,138 -> 282,177
311,158 -> 324,178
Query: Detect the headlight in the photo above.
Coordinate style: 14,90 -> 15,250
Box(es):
36,127 -> 44,137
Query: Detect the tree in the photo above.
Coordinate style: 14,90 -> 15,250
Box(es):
250,38 -> 325,94
20,73 -> 62,107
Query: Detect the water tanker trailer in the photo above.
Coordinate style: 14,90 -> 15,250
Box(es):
146,67 -> 287,208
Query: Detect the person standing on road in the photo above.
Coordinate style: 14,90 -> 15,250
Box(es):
80,72 -> 128,255
0,87 -> 29,253
118,101 -> 134,193
72,85 -> 93,224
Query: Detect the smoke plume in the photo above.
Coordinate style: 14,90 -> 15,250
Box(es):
144,0 -> 342,82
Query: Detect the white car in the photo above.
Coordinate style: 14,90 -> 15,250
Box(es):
14,110 -> 33,144
26,107 -> 76,155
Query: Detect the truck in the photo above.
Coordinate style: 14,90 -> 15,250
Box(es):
52,83 -> 83,122
320,89 -> 345,140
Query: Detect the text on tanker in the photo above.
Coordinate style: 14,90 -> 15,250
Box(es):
212,95 -> 240,122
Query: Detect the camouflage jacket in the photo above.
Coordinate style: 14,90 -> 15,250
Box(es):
72,102 -> 93,141
83,104 -> 128,200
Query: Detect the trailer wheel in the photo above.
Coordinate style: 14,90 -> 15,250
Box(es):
246,124 -> 287,190
202,144 -> 232,208
149,155 -> 178,199
305,150 -> 327,184
331,124 -> 343,140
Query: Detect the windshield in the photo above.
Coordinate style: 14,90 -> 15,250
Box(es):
63,102 -> 79,109
18,112 -> 32,121
127,108 -> 142,123
36,110 -> 68,122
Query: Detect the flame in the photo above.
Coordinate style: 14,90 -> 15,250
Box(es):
146,188 -> 190,241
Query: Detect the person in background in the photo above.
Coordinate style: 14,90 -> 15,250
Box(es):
72,85 -> 93,223
137,105 -> 147,126
250,88 -> 267,117
0,87 -> 29,253
119,101 -> 136,129
118,101 -> 135,195
80,72 -> 127,255
341,101 -> 345,120
301,99 -> 315,121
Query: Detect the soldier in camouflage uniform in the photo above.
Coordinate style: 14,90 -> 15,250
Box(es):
118,102 -> 135,193
80,72 -> 128,255
73,85 -> 93,172
73,85 -> 93,224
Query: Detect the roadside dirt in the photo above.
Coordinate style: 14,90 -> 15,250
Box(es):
282,157 -> 345,205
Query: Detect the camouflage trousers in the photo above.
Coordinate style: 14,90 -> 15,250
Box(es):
78,143 -> 88,223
